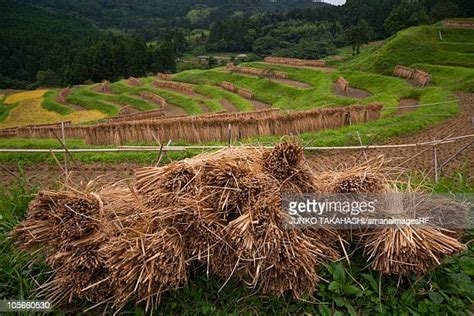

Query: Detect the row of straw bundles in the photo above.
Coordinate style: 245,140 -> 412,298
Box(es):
0,127 -> 17,138
56,88 -> 71,104
127,77 -> 142,86
230,66 -> 288,79
393,65 -> 414,79
156,72 -> 173,81
117,105 -> 137,116
13,124 -> 86,139
412,69 -> 431,87
11,142 -> 468,312
96,80 -> 111,93
138,92 -> 167,108
318,159 -> 467,276
221,81 -> 237,92
106,108 -> 165,123
443,20 -> 474,29
393,66 -> 431,87
337,76 -> 349,92
0,121 -> 75,139
237,88 -> 253,100
264,56 -> 326,67
153,80 -> 194,95
84,104 -> 381,145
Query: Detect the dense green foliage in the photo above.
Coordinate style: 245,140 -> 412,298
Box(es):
384,0 -> 430,35
0,1 -> 177,89
205,0 -> 472,57
208,19 -> 345,59
2,0 -> 474,88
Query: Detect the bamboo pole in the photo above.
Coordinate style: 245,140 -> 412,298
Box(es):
61,121 -> 68,184
438,139 -> 474,173
51,130 -> 89,183
433,139 -> 439,183
1,134 -> 473,153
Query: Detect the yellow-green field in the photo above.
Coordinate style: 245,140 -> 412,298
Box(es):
0,91 -> 106,128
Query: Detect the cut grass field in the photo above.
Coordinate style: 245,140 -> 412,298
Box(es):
0,96 -> 106,129
3,89 -> 48,104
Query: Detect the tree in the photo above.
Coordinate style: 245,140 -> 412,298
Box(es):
384,0 -> 429,35
431,0 -> 459,21
346,20 -> 373,55
36,70 -> 61,87
207,56 -> 218,69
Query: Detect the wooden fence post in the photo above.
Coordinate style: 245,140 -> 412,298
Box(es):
433,138 -> 439,183
61,121 -> 68,183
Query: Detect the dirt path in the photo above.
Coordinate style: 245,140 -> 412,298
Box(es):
164,103 -> 188,116
308,92 -> 474,177
251,99 -> 272,110
65,102 -> 86,111
220,99 -> 239,112
0,163 -> 140,189
199,101 -> 211,113
332,84 -> 372,99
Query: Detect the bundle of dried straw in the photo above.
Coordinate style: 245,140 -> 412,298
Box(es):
11,142 -> 467,311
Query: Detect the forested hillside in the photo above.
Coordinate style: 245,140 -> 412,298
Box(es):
1,0 -> 474,89
0,0 -> 176,88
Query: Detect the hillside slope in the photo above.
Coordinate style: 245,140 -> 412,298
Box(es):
340,23 -> 474,81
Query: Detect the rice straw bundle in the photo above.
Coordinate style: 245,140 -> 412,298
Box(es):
10,141 -> 468,311
224,193 -> 340,297
105,227 -> 188,310
318,159 -> 467,276
11,190 -> 114,304
11,191 -> 104,255
318,157 -> 392,194
362,226 -> 466,276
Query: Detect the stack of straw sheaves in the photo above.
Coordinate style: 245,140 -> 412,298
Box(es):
11,141 -> 467,312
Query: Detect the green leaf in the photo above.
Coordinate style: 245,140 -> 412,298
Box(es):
343,284 -> 360,296
318,305 -> 331,316
334,297 -> 345,307
329,281 -> 341,293
362,273 -> 379,294
345,303 -> 357,316
428,291 -> 444,304
333,263 -> 346,284
459,257 -> 474,276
